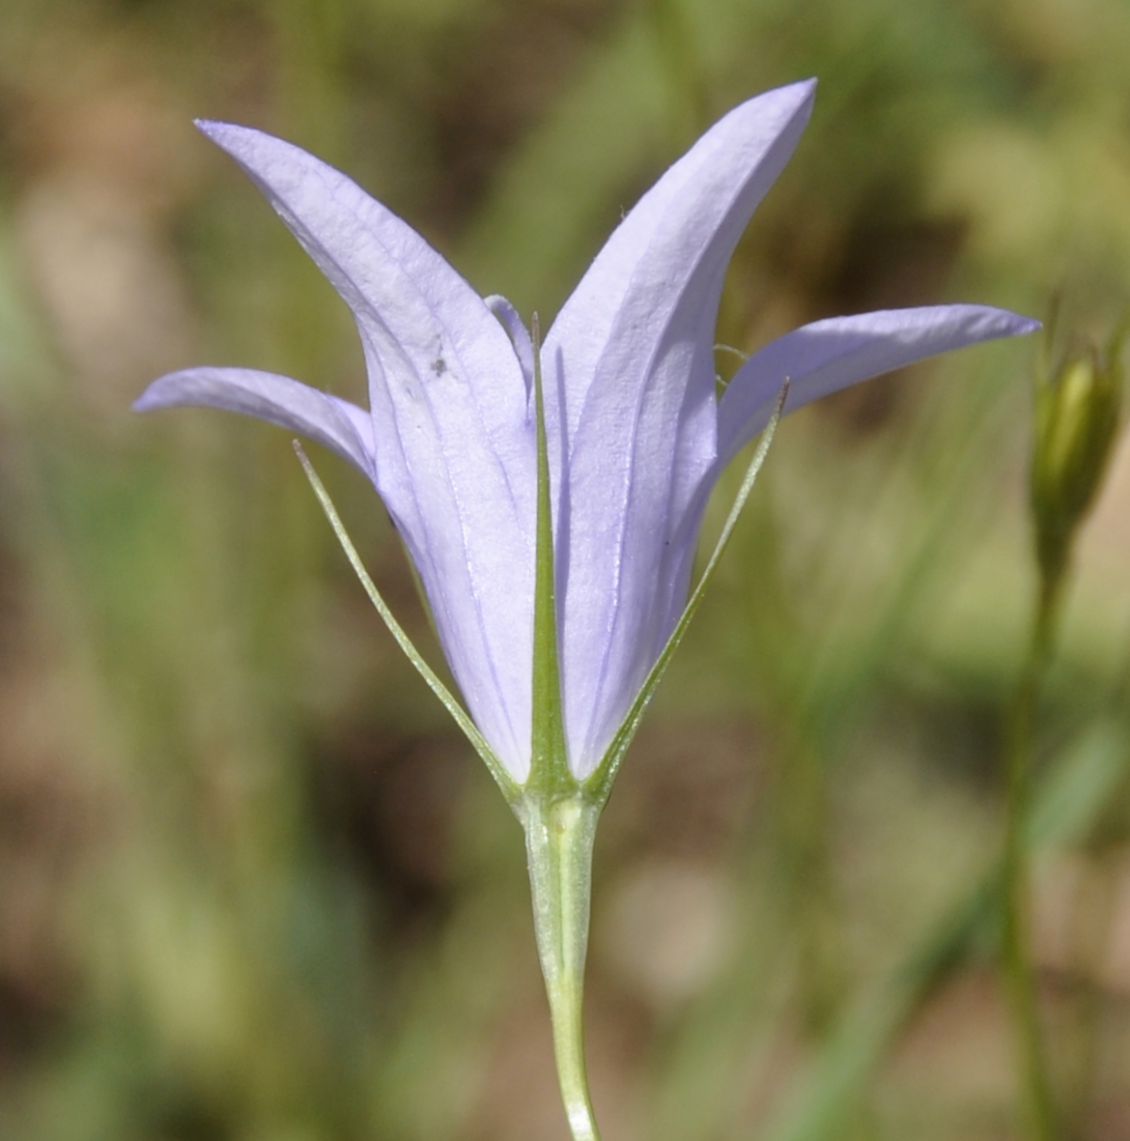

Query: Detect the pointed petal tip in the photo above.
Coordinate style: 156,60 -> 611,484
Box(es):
772,77 -> 818,113
132,377 -> 176,414
133,371 -> 221,415
194,119 -> 266,157
193,117 -> 227,138
794,76 -> 818,117
713,79 -> 816,155
741,77 -> 817,119
194,119 -> 241,154
965,304 -> 1042,339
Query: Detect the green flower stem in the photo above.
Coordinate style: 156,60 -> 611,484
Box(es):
520,793 -> 603,1141
1002,570 -> 1064,1140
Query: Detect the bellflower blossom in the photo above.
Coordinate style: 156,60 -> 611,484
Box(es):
137,80 -> 1034,785
136,80 -> 1037,1139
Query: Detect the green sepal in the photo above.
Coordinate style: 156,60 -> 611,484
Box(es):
584,382 -> 789,806
294,442 -> 522,806
527,314 -> 573,797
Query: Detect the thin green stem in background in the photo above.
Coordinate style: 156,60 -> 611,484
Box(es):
762,715 -> 1127,1141
1010,316 -> 1125,1138
1002,315 -> 1126,1139
1001,568 -> 1064,1141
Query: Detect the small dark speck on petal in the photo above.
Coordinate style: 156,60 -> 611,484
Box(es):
431,357 -> 447,377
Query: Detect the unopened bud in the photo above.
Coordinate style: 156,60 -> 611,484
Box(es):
1031,334 -> 1124,584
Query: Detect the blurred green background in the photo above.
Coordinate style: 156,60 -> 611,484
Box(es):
1,0 -> 1129,1138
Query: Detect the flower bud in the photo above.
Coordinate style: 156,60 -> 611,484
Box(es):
1031,334 -> 1124,584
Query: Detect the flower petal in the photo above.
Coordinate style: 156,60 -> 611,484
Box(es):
194,122 -> 538,779
486,294 -> 535,407
717,305 -> 1041,466
543,81 -> 817,776
544,80 -> 817,446
134,367 -> 375,477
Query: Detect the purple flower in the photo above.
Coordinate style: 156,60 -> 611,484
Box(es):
136,80 -> 1037,786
